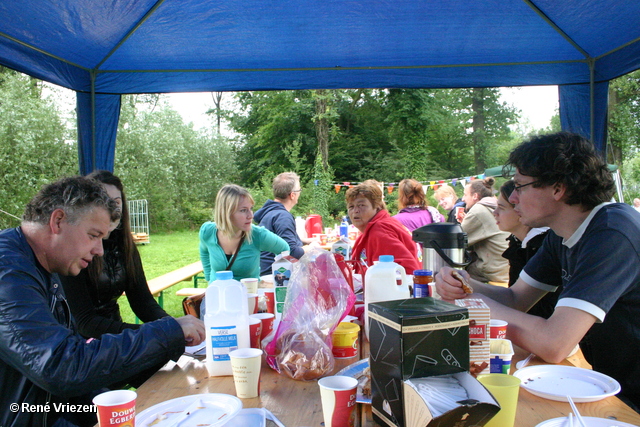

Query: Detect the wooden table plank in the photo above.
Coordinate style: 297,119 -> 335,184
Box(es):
133,335 -> 640,426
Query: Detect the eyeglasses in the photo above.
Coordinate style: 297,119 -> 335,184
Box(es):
513,180 -> 539,193
292,189 -> 302,193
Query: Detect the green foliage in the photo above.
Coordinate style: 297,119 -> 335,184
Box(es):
228,88 -> 519,188
114,95 -> 238,231
0,69 -> 76,229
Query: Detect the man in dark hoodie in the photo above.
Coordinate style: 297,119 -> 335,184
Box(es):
254,172 -> 314,275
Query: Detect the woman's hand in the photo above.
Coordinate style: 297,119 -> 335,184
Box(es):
435,266 -> 471,302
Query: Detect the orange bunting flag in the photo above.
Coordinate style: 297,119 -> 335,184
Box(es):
387,184 -> 394,194
334,184 -> 341,193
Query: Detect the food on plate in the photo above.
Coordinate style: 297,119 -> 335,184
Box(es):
356,366 -> 371,397
451,270 -> 473,294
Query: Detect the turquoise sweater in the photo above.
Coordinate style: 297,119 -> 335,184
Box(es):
199,222 -> 289,282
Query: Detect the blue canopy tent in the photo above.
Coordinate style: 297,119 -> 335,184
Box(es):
1,0 -> 639,173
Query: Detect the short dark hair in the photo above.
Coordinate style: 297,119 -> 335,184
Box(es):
504,132 -> 614,209
23,176 -> 120,225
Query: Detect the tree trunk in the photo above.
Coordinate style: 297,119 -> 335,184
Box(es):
315,90 -> 329,170
212,92 -> 223,135
607,87 -> 623,166
472,88 -> 487,174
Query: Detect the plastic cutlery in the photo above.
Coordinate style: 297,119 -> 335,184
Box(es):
567,395 -> 587,427
516,353 -> 535,369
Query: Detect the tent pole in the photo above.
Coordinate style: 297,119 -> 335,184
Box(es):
90,69 -> 96,173
589,58 -> 595,144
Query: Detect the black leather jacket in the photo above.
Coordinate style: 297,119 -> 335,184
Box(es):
0,227 -> 184,426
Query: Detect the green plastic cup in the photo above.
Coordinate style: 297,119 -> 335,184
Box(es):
477,373 -> 521,427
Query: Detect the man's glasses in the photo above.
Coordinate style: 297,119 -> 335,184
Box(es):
513,180 -> 539,193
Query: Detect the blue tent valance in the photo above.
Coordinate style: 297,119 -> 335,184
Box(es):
1,0 -> 639,172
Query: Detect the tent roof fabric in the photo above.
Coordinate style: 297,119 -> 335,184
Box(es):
1,1 -> 639,173
1,0 -> 639,94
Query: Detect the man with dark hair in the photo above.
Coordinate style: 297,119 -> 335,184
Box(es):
436,132 -> 640,409
0,176 -> 205,426
254,172 -> 314,275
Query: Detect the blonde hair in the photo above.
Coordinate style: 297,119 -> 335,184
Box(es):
434,184 -> 458,201
214,184 -> 255,241
346,181 -> 386,211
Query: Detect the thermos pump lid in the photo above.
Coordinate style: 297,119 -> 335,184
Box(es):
412,223 -> 468,249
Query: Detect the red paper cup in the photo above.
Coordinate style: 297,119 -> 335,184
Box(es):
249,317 -> 262,349
264,288 -> 275,314
250,312 -> 275,340
93,390 -> 136,427
490,319 -> 508,339
247,293 -> 258,315
318,376 -> 358,427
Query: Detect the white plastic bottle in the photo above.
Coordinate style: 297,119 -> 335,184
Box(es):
204,270 -> 251,376
364,255 -> 410,340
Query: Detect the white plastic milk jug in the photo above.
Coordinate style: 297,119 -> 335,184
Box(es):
204,270 -> 251,376
364,255 -> 410,339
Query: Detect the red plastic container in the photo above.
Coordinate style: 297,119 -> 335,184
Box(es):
305,214 -> 323,237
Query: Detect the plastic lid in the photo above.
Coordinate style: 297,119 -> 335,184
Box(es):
335,322 -> 360,333
215,270 -> 233,280
414,269 -> 433,276
379,255 -> 394,262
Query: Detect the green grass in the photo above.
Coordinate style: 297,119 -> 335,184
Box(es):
119,230 -> 202,323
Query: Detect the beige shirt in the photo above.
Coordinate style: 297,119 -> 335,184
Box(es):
461,197 -> 510,283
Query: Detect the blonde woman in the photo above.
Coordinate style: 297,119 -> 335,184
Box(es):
199,184 -> 289,282
434,184 -> 465,223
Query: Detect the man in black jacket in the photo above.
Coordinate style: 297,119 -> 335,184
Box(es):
0,176 -> 205,426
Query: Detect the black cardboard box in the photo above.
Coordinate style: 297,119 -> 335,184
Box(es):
368,298 -> 499,427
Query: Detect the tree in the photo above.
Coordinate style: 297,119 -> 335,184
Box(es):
0,68 -> 76,229
115,95 -> 238,230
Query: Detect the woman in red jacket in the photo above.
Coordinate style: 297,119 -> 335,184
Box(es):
346,180 -> 420,275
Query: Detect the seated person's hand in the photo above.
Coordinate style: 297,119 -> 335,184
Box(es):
175,315 -> 206,346
435,267 -> 471,302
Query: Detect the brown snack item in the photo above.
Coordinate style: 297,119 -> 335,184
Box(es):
451,270 -> 473,294
275,330 -> 333,381
356,366 -> 371,397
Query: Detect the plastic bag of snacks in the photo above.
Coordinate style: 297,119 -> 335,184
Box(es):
264,248 -> 355,380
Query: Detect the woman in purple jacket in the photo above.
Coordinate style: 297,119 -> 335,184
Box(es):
393,179 -> 444,232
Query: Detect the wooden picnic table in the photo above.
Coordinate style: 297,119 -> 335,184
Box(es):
133,332 -> 640,426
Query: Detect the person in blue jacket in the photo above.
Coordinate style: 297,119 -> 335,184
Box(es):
254,172 -> 314,276
0,176 -> 205,427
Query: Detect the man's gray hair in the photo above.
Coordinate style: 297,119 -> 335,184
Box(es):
23,176 -> 120,225
273,172 -> 299,200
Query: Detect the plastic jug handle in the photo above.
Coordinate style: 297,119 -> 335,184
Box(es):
396,265 -> 408,288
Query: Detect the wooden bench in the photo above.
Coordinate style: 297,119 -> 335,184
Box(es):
147,261 -> 203,307
176,287 -> 206,297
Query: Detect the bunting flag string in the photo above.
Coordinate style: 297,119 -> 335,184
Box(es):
328,174 -> 486,194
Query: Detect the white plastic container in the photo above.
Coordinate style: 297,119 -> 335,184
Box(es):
295,216 -> 307,240
204,270 -> 251,376
364,255 -> 410,339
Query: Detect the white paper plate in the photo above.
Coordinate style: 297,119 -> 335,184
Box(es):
336,357 -> 370,404
513,365 -> 621,402
136,393 -> 242,427
535,416 -> 638,427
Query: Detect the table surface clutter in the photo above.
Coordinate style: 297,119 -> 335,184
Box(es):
132,335 -> 640,427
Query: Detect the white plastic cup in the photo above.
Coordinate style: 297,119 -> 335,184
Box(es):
229,348 -> 263,398
241,278 -> 259,294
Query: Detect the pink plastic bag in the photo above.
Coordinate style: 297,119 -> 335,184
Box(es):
264,248 -> 356,381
